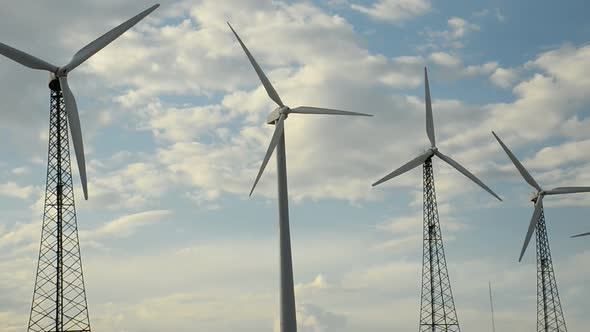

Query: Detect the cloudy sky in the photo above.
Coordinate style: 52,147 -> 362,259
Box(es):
1,0 -> 589,331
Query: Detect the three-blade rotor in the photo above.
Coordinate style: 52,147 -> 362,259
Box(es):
227,22 -> 372,196
0,4 -> 160,200
373,67 -> 501,202
492,131 -> 590,261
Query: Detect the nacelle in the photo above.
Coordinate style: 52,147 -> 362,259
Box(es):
266,106 -> 289,124
48,73 -> 60,91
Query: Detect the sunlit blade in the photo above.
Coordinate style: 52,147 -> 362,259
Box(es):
65,4 -> 160,71
571,232 -> 590,238
425,67 -> 435,147
0,42 -> 58,72
519,196 -> 543,262
434,150 -> 502,201
372,150 -> 433,187
492,131 -> 542,192
250,115 -> 285,196
227,22 -> 284,107
545,187 -> 590,195
58,76 -> 88,200
290,106 -> 372,117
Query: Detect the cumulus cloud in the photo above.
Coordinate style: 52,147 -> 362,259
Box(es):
490,67 -> 519,88
0,182 -> 35,199
84,210 -> 172,240
422,17 -> 480,49
351,0 -> 432,24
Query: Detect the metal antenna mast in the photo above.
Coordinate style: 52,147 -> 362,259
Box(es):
489,282 -> 496,332
27,80 -> 91,332
535,208 -> 567,332
418,158 -> 461,332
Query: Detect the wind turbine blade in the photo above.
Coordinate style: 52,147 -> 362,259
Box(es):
492,131 -> 542,192
571,232 -> 590,238
0,42 -> 58,72
545,187 -> 590,195
65,4 -> 160,71
290,106 -> 372,117
58,76 -> 88,200
425,67 -> 435,147
372,150 -> 433,187
519,196 -> 543,262
434,150 -> 502,201
227,22 -> 284,107
250,115 -> 285,196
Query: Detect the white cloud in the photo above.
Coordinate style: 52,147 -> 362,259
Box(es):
351,0 -> 432,24
495,8 -> 506,22
85,210 -> 172,240
422,17 -> 480,49
11,167 -> 30,176
296,303 -> 347,332
295,274 -> 330,297
0,221 -> 40,249
429,52 -> 462,67
0,182 -> 35,199
490,67 -> 519,88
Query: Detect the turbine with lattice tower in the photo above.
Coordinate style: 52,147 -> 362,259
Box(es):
493,131 -> 590,332
0,5 -> 159,331
372,67 -> 502,332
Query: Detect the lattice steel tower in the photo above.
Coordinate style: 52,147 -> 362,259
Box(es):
27,79 -> 91,332
372,67 -> 501,332
535,206 -> 567,332
419,158 -> 461,332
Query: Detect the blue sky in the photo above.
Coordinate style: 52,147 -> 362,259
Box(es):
0,0 -> 589,331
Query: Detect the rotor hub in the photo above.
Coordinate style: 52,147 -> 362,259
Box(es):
530,191 -> 544,203
56,67 -> 68,76
266,106 -> 290,124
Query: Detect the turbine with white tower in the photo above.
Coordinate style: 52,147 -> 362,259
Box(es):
228,22 -> 372,332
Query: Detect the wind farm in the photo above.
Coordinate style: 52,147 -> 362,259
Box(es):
0,1 -> 589,332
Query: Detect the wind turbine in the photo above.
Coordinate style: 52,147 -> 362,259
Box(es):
492,131 -> 590,331
0,5 -> 160,331
0,3 -> 160,200
228,23 -> 371,332
373,68 -> 502,200
373,68 -> 501,332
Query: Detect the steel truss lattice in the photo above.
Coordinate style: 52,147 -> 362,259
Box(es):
27,87 -> 91,332
419,158 -> 461,332
535,208 -> 567,332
